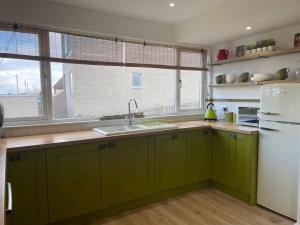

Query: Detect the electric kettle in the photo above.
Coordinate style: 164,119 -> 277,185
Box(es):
205,103 -> 217,121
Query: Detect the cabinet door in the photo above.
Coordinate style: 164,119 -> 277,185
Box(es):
230,133 -> 252,195
155,131 -> 191,191
190,129 -> 210,183
47,143 -> 102,222
6,150 -> 48,225
211,130 -> 231,186
101,136 -> 154,207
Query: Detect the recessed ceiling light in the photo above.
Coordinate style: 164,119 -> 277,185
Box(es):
246,26 -> 252,30
169,2 -> 175,7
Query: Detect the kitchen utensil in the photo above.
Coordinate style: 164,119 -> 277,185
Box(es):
226,74 -> 236,83
275,68 -> 290,80
215,74 -> 225,84
239,72 -> 250,82
217,49 -> 229,61
205,103 -> 217,121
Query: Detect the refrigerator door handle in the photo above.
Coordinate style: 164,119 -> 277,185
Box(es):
259,127 -> 279,132
260,112 -> 280,116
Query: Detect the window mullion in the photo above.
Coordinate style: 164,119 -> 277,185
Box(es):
175,48 -> 181,113
39,31 -> 53,121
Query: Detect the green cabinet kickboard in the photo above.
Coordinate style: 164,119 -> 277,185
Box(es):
6,150 -> 48,225
5,128 -> 258,225
101,136 -> 155,207
46,143 -> 102,222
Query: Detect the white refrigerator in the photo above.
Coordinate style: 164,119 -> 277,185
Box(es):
257,83 -> 300,219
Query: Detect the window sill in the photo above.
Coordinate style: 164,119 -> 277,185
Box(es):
3,112 -> 205,138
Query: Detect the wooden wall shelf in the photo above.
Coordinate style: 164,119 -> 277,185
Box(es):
210,47 -> 300,66
209,79 -> 300,87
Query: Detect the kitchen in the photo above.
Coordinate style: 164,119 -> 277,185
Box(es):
0,0 -> 300,225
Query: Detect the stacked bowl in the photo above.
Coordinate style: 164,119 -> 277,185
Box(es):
250,74 -> 273,82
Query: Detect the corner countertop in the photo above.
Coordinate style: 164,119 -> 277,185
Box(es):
0,121 -> 258,225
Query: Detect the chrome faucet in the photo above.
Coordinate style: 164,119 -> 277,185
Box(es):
127,98 -> 138,126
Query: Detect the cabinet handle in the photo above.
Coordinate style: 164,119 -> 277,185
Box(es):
171,134 -> 178,140
6,182 -> 12,215
9,155 -> 21,162
98,143 -> 107,150
230,133 -> 237,139
108,142 -> 117,148
212,130 -> 217,135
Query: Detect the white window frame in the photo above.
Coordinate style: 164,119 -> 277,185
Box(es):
1,29 -> 206,126
131,72 -> 144,89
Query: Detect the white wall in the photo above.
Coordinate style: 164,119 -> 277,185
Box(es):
210,24 -> 300,118
0,0 -> 174,44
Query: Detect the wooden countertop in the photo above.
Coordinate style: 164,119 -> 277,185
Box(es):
0,121 -> 258,225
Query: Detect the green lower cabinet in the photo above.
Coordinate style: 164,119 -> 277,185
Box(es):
155,131 -> 191,191
211,130 -> 258,204
211,130 -> 231,187
190,130 -> 210,183
6,150 -> 48,225
229,133 -> 251,194
46,143 -> 102,222
101,136 -> 155,207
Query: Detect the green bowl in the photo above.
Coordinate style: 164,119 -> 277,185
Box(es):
239,72 -> 250,82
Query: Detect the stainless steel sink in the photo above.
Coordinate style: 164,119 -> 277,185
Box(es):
93,123 -> 177,136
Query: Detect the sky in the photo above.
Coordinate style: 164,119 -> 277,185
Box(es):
0,30 -> 63,95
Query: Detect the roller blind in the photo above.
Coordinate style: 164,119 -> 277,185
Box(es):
0,23 -> 208,71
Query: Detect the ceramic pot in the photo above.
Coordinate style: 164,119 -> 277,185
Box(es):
239,72 -> 250,82
226,74 -> 236,83
252,49 -> 257,54
246,50 -> 252,55
262,47 -> 268,51
215,74 -> 225,84
256,48 -> 262,53
276,68 -> 290,80
268,45 -> 275,51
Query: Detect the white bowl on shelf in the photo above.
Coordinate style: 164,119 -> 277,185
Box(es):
250,76 -> 272,82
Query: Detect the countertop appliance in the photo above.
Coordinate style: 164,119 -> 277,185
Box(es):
205,103 -> 217,121
257,83 -> 300,219
238,107 -> 259,127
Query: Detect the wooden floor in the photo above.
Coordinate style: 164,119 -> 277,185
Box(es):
92,188 -> 294,225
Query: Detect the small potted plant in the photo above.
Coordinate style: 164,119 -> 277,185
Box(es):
265,39 -> 276,51
0,103 -> 4,138
249,44 -> 257,54
256,41 -> 263,53
262,40 -> 268,51
246,45 -> 253,55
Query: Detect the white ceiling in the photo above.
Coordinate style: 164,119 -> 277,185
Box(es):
49,0 -> 227,24
49,0 -> 300,45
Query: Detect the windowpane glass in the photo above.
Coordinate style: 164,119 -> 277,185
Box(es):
180,70 -> 203,111
0,58 -> 43,118
51,63 -> 175,119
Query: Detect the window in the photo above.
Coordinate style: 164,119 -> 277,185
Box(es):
132,72 -> 143,88
51,63 -> 176,119
180,70 -> 203,111
0,28 -> 45,120
0,23 -> 207,124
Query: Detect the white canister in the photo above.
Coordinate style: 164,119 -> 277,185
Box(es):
226,74 -> 236,83
262,47 -> 268,51
252,49 -> 257,54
